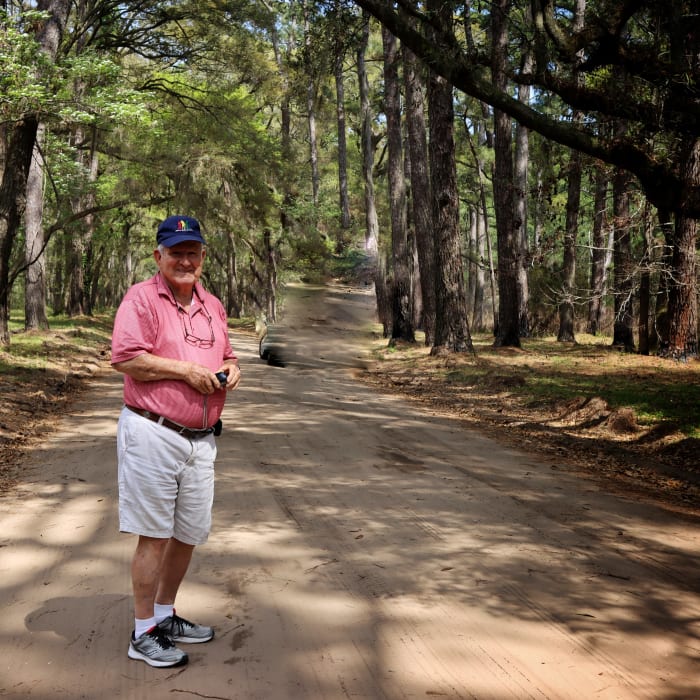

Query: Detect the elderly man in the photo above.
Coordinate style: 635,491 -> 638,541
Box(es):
111,215 -> 241,667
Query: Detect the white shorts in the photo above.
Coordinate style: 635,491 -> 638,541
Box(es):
117,406 -> 217,545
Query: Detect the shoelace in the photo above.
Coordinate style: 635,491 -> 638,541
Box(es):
148,626 -> 176,649
169,614 -> 193,637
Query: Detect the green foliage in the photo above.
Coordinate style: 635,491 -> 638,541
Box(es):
284,223 -> 335,284
0,10 -> 55,120
57,52 -> 148,127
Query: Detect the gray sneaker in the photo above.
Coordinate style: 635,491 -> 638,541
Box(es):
128,627 -> 188,667
157,611 -> 214,644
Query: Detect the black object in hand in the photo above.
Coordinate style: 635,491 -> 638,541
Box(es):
216,371 -> 228,386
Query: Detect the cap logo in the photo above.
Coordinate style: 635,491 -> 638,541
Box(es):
177,219 -> 189,231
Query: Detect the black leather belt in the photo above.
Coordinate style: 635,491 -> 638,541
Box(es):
125,405 -> 214,438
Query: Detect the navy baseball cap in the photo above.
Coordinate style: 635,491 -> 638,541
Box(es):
156,215 -> 206,247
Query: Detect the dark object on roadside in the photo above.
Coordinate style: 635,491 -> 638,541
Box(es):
215,371 -> 228,386
258,324 -> 288,367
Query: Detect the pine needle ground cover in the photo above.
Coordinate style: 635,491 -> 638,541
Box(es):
0,314 -> 114,490
364,333 -> 700,514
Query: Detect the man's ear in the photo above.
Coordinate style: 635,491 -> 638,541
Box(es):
153,248 -> 161,263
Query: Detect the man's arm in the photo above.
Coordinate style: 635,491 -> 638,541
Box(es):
113,353 -> 224,395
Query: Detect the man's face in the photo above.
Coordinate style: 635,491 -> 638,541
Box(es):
155,241 -> 205,289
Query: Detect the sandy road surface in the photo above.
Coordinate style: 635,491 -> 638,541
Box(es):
1,283 -> 699,699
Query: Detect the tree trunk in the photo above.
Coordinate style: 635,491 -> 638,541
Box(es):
382,26 -> 414,343
664,216 -> 698,359
225,228 -> 240,318
611,168 -> 635,350
662,138 -> 699,358
52,231 -> 69,314
303,1 -> 320,206
0,118 -> 38,345
638,202 -> 654,355
87,244 -> 106,312
427,0 -> 473,354
264,228 -> 277,322
557,0 -> 585,343
270,21 -> 293,234
475,206 -> 487,331
335,52 -> 351,238
587,163 -> 609,334
492,0 -> 520,348
514,46 -> 532,338
464,122 -> 492,332
466,208 -> 475,319
67,125 -> 98,316
357,12 -> 388,333
404,45 -> 435,346
24,122 -> 49,330
557,146 -> 582,342
467,205 -> 486,333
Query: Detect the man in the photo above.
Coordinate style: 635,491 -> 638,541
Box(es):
111,215 -> 241,668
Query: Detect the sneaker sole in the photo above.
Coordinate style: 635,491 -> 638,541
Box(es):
172,631 -> 215,644
128,644 -> 189,668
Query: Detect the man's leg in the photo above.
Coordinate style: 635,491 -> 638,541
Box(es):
131,535 -> 169,620
155,537 -> 195,606
128,535 -> 189,667
153,537 -> 215,644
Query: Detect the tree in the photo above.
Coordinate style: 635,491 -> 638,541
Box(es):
557,146 -> 582,343
303,0 -> 320,207
334,51 -> 351,235
356,12 -> 389,334
0,0 -> 71,345
587,163 -> 611,335
514,89 -> 531,339
462,109 -> 495,333
404,44 -> 435,346
638,201 -> 655,355
557,0 -> 586,344
611,167 -> 635,351
428,0 -> 472,354
352,0 -> 700,357
491,0 -> 519,348
514,7 -> 533,338
381,26 -> 414,343
24,123 -> 49,330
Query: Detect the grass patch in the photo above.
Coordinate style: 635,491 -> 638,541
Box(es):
1,313 -> 114,378
370,331 -> 700,439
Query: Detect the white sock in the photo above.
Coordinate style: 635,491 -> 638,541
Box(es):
134,616 -> 156,639
154,603 -> 174,624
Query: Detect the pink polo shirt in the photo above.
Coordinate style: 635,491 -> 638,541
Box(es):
111,273 -> 237,428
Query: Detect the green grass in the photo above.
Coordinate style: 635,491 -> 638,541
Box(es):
1,312 -> 114,378
373,330 -> 700,439
506,339 -> 699,437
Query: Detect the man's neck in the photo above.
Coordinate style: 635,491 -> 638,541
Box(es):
168,282 -> 195,308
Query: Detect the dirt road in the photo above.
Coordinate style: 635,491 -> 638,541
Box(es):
1,284 -> 699,699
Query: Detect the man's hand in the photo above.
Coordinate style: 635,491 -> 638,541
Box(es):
216,363 -> 241,391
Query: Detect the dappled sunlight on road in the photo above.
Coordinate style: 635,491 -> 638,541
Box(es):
1,284 -> 699,699
210,299 -> 700,698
